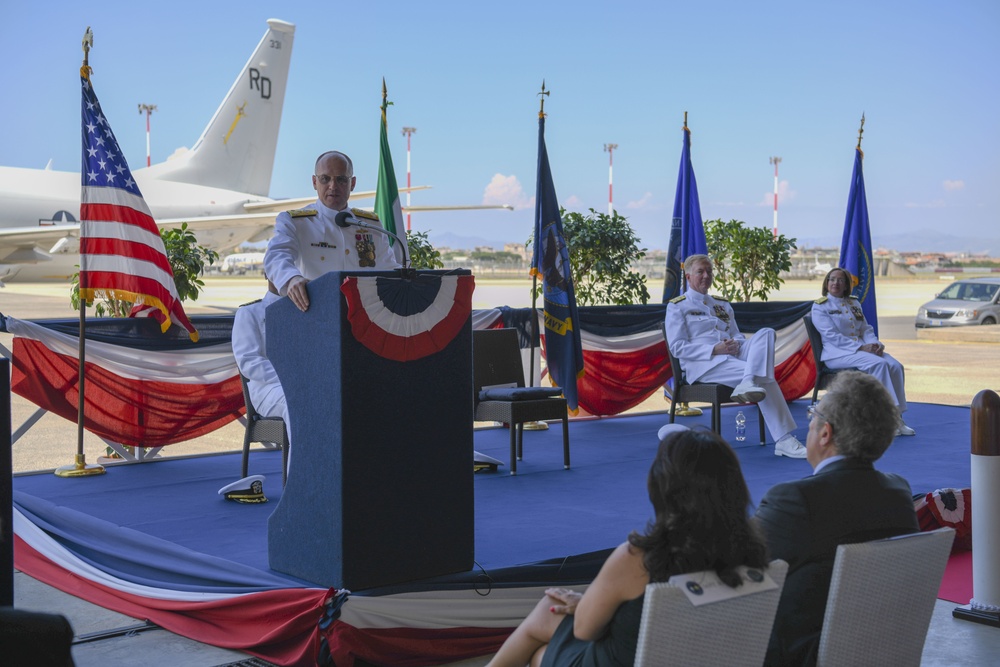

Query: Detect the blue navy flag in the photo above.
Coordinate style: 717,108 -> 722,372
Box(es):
663,123 -> 707,302
838,146 -> 878,336
530,115 -> 583,413
662,217 -> 683,302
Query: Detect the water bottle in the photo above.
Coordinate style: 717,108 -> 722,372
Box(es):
735,411 -> 746,442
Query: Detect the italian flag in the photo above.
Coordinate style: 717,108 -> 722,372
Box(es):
375,80 -> 409,266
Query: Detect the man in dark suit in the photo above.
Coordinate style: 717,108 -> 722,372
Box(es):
755,371 -> 919,666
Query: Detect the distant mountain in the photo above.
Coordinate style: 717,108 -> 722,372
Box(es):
873,230 -> 998,257
781,230 -> 997,258
429,228 -> 997,257
428,231 -> 512,251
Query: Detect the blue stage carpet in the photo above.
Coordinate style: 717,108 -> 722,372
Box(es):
14,400 -> 971,594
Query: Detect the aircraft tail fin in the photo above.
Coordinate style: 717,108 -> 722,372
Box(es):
144,19 -> 295,196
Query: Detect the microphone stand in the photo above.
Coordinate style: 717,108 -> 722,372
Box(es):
335,210 -> 414,278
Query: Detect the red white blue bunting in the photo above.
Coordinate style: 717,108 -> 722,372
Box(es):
340,274 -> 476,362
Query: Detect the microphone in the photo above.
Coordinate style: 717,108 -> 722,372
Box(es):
334,210 -> 410,269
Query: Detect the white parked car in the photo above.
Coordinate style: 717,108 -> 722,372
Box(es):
915,277 -> 1000,327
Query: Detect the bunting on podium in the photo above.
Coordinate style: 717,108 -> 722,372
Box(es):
340,274 -> 475,362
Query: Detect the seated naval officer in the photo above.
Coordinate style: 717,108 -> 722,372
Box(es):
665,253 -> 806,458
264,150 -> 401,313
811,267 -> 914,436
232,275 -> 289,432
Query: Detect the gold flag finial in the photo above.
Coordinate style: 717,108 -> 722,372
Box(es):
538,80 -> 549,119
856,112 -> 865,154
381,77 -> 393,122
81,27 -> 93,80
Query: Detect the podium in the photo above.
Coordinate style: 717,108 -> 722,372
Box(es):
266,270 -> 474,589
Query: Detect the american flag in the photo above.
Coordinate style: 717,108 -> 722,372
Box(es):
79,72 -> 197,341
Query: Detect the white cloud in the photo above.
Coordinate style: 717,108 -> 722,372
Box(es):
563,194 -> 581,207
626,192 -> 654,209
759,179 -> 796,206
943,179 -> 965,192
482,174 -> 534,210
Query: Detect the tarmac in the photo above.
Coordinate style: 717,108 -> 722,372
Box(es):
3,276 -> 999,665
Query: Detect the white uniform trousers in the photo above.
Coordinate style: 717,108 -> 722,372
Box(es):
826,351 -> 907,412
696,328 -> 797,441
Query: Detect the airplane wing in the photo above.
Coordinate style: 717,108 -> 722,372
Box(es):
241,197 -> 316,215
0,225 -> 82,263
241,186 -> 434,215
0,198 -> 513,268
0,194 -> 512,281
402,204 -> 514,213
0,213 -> 279,266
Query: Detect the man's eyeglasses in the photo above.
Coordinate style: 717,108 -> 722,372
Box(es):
808,404 -> 828,423
315,175 -> 351,186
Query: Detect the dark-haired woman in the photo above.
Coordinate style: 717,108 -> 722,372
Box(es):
486,428 -> 770,667
811,267 -> 913,436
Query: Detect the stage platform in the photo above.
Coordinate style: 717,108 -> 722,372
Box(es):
12,400 -> 976,665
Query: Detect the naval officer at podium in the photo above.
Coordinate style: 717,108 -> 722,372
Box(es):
265,150 -> 401,313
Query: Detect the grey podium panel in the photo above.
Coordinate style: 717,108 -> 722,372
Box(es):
266,270 -> 474,590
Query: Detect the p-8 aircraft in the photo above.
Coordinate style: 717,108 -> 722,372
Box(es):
0,18 -> 512,284
0,19 -> 297,283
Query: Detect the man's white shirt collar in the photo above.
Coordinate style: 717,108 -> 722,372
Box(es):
685,288 -> 710,305
812,454 -> 846,475
314,199 -> 349,218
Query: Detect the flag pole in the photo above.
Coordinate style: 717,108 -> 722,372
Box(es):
672,111 -> 702,418
528,81 -> 549,391
856,112 -> 865,154
56,27 -> 105,477
524,81 -> 551,431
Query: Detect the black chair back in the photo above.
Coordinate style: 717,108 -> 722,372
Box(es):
802,314 -> 851,403
473,328 -> 526,401
239,372 -> 289,485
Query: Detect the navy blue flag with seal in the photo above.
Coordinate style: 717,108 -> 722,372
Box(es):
662,123 -> 707,301
530,115 -> 583,413
838,146 -> 879,337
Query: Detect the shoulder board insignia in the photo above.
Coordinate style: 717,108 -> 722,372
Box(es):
815,296 -> 828,304
352,207 -> 380,222
848,295 -> 860,300
287,208 -> 316,218
710,294 -> 728,302
669,295 -> 686,304
238,298 -> 263,308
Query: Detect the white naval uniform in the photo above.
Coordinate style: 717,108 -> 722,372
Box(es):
232,290 -> 289,428
665,287 -> 796,441
264,200 -> 401,297
810,295 -> 907,411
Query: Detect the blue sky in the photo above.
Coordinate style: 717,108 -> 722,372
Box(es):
4,1 -> 998,253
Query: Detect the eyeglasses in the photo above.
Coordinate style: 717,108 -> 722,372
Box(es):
315,174 -> 351,186
808,404 -> 828,423
827,277 -> 848,284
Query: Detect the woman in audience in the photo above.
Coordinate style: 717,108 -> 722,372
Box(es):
811,268 -> 914,435
486,426 -> 770,667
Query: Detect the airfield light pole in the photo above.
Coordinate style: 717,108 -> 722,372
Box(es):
604,143 -> 618,215
402,126 -> 416,231
769,156 -> 781,239
138,104 -> 157,167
